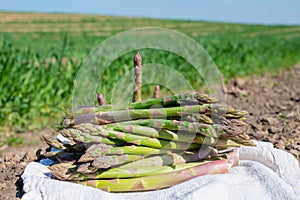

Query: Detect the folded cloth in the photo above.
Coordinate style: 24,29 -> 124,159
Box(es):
21,141 -> 300,200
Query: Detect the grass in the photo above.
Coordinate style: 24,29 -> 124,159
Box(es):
0,12 -> 300,136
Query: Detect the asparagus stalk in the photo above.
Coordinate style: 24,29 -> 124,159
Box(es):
59,128 -> 123,146
50,149 -> 238,181
133,52 -> 142,102
70,104 -> 210,125
83,143 -> 171,157
43,134 -> 87,153
74,119 -> 252,147
115,153 -> 186,169
77,163 -> 97,173
81,159 -> 233,192
41,151 -> 82,163
183,146 -> 219,161
230,139 -> 255,146
128,92 -> 218,109
96,128 -> 200,150
79,152 -> 183,173
75,123 -> 210,144
182,113 -> 213,124
120,119 -> 251,143
95,104 -> 212,123
80,145 -> 222,168
214,139 -> 242,150
97,93 -> 106,106
108,124 -> 199,142
91,154 -> 145,169
153,85 -> 160,98
78,153 -> 145,164
69,103 -> 247,126
81,145 -> 220,169
119,119 -> 220,138
70,92 -> 218,116
50,159 -> 216,181
71,123 -> 202,149
42,134 -> 67,150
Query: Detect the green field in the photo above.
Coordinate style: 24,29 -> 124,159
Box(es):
0,12 -> 300,135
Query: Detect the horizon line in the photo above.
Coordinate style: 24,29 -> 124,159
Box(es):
0,10 -> 299,27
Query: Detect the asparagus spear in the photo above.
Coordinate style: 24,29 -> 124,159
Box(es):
81,145 -> 220,169
153,85 -> 160,98
97,104 -> 242,124
73,153 -> 187,173
230,139 -> 255,146
71,93 -> 218,116
99,128 -> 199,150
58,128 -> 124,146
68,100 -> 237,126
119,119 -> 251,143
50,148 -> 237,181
42,134 -> 67,150
80,144 -> 223,168
42,134 -> 87,153
68,101 -> 247,126
83,143 -> 170,157
74,121 -> 252,148
214,139 -> 243,150
77,163 -> 97,173
70,123 -> 202,150
116,153 -> 186,168
50,159 -> 216,181
119,119 -> 220,138
78,152 -> 145,163
133,52 -> 142,102
97,93 -> 106,106
81,159 -> 233,192
91,154 -> 145,169
182,113 -> 214,124
70,104 -> 211,125
75,123 -> 213,144
106,124 -> 207,143
41,151 -> 82,163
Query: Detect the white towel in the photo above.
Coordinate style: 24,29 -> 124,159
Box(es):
21,141 -> 300,200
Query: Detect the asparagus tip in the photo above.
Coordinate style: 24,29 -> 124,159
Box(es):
134,52 -> 142,66
153,85 -> 160,98
97,93 -> 106,106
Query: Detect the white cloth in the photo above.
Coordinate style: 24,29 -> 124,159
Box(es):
21,142 -> 300,200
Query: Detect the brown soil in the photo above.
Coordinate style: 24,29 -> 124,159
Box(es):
0,130 -> 54,200
226,65 -> 300,161
0,65 -> 299,199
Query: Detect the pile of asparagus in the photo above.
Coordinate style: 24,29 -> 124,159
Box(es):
42,53 -> 254,192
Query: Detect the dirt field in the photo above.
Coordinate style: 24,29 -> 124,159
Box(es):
0,65 -> 299,200
227,65 -> 300,159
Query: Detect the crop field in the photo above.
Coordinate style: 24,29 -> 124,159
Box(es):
0,12 -> 300,135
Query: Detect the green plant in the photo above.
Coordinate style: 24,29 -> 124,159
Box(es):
0,12 -> 299,131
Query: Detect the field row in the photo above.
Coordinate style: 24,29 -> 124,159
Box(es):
1,12 -> 299,38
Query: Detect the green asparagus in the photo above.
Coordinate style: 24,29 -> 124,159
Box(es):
81,159 -> 232,192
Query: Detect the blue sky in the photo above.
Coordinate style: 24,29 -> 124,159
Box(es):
0,0 -> 299,25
